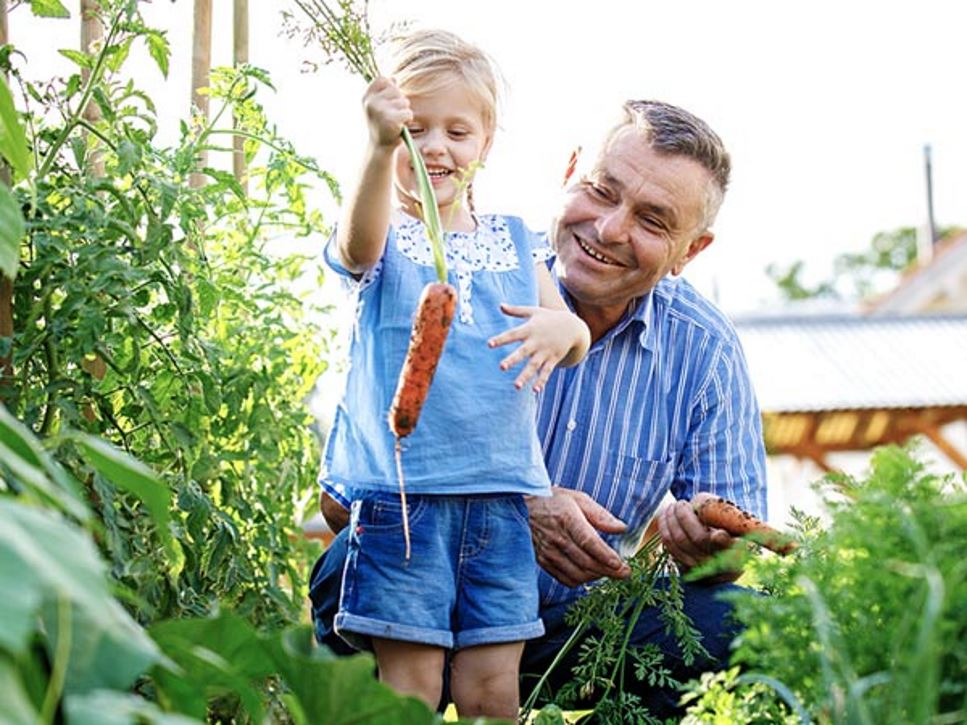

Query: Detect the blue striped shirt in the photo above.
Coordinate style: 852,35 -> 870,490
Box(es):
537,275 -> 767,606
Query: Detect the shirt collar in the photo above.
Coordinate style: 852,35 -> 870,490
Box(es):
557,281 -> 657,352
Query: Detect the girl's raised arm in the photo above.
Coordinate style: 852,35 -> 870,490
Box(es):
335,78 -> 412,273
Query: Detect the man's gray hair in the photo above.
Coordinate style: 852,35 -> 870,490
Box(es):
613,100 -> 731,230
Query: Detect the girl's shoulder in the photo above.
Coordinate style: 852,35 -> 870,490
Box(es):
473,213 -> 546,251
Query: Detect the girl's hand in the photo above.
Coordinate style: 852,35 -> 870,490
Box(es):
488,304 -> 589,392
363,77 -> 412,148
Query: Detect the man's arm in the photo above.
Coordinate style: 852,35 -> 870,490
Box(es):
664,334 -> 768,582
526,487 -> 631,587
319,490 -> 350,534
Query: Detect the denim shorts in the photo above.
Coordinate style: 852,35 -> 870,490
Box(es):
335,492 -> 544,651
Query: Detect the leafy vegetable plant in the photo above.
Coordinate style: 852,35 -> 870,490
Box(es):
682,444 -> 967,724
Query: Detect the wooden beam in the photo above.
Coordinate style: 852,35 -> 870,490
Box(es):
80,1 -> 104,176
190,0 -> 212,188
905,420 -> 967,470
233,0 -> 249,191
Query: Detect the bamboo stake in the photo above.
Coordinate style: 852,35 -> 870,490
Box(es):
189,0 -> 212,188
80,0 -> 104,177
232,0 -> 248,192
79,1 -> 106,419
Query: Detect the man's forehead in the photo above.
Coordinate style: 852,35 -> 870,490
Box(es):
592,131 -> 709,223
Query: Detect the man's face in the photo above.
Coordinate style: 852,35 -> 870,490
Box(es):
552,127 -> 715,319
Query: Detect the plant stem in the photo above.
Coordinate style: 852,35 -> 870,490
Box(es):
520,620 -> 589,716
40,594 -> 72,725
36,8 -> 124,181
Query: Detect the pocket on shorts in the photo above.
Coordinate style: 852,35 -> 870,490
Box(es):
504,494 -> 531,527
353,493 -> 428,533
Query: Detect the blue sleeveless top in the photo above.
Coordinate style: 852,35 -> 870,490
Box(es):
321,212 -> 554,497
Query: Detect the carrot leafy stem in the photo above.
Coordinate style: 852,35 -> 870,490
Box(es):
289,0 -> 448,283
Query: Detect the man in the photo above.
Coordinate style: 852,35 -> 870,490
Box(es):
311,99 -> 767,719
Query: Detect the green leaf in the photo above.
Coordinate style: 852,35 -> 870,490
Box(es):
201,167 -> 245,199
0,76 -> 32,181
0,657 -> 39,725
58,48 -> 94,70
42,599 -> 162,696
116,139 -> 141,176
104,37 -> 133,73
0,406 -> 90,521
65,690 -> 202,725
0,498 -> 158,667
0,183 -> 24,279
74,434 -> 171,540
146,32 -> 171,78
29,0 -> 70,17
266,627 -> 437,725
149,610 -> 273,721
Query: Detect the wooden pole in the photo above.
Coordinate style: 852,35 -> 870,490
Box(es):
1,0 -> 14,398
190,0 -> 212,188
79,1 -> 106,418
232,0 -> 249,192
80,0 -> 104,176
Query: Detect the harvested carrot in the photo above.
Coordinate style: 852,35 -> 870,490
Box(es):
389,281 -> 457,438
694,497 -> 797,555
387,281 -> 457,559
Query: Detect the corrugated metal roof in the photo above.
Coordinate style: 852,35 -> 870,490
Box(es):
733,313 -> 967,412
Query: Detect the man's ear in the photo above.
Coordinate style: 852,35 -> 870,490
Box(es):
671,232 -> 714,276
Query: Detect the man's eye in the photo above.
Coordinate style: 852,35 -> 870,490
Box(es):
587,183 -> 613,201
638,215 -> 663,230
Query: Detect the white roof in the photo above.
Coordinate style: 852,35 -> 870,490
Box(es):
734,313 -> 967,412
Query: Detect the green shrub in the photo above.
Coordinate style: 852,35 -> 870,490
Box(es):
682,445 -> 967,724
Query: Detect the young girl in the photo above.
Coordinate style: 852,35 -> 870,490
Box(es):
320,29 -> 589,719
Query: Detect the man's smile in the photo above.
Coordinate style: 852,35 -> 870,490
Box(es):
576,236 -> 622,266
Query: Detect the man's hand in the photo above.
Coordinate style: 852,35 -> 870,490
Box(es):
526,487 -> 631,587
656,492 -> 741,583
319,491 -> 350,534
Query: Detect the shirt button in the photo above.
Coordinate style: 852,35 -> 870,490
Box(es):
566,419 -> 577,431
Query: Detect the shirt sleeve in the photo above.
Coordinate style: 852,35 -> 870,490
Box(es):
323,226 -> 384,292
528,227 -> 555,265
318,478 -> 360,510
671,338 -> 769,521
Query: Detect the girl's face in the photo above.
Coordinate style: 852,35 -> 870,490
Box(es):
393,79 -> 493,232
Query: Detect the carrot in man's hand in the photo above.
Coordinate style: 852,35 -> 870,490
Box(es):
693,497 -> 797,555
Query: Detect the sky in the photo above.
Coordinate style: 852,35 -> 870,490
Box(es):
12,0 -> 967,313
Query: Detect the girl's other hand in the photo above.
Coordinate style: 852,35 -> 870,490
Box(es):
363,77 -> 412,148
488,304 -> 587,392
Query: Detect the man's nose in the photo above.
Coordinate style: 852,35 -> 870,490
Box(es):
596,207 -> 631,243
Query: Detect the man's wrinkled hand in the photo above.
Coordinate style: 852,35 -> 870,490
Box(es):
656,492 -> 741,583
526,487 -> 630,587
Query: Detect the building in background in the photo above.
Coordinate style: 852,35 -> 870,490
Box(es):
736,232 -> 967,526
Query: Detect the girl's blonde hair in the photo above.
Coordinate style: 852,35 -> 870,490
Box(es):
387,29 -> 501,137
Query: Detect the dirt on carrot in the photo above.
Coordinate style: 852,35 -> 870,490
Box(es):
694,497 -> 797,555
389,281 -> 457,438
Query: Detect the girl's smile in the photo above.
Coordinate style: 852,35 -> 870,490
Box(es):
393,78 -> 493,232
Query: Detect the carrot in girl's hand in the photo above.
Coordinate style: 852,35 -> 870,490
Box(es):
693,497 -> 797,555
388,281 -> 457,559
389,281 -> 457,439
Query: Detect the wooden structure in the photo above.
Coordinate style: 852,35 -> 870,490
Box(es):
735,312 -> 967,471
